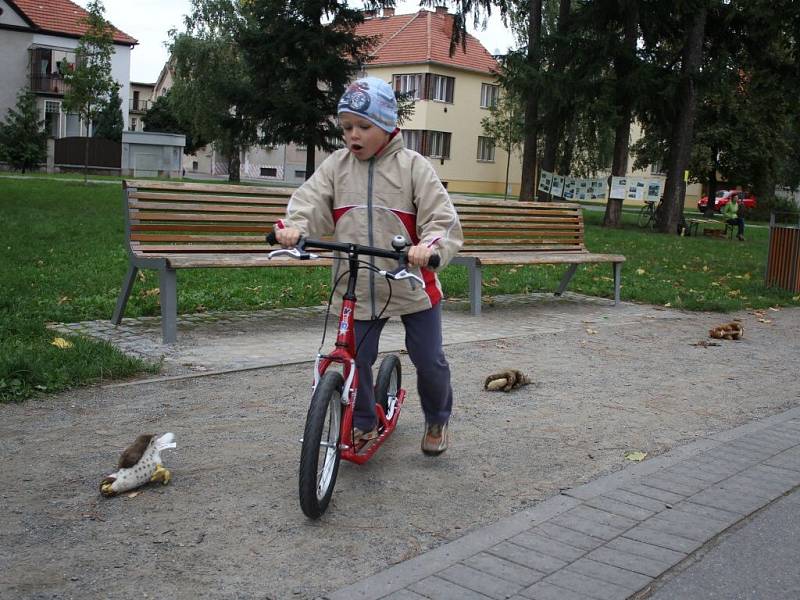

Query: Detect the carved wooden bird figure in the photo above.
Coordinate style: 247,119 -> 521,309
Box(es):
100,433 -> 177,497
484,369 -> 531,392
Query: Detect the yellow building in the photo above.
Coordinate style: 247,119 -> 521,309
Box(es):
357,8 -> 522,195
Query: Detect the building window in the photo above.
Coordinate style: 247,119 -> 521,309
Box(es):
44,101 -> 61,137
477,136 -> 495,162
403,129 -> 451,159
650,160 -> 666,176
427,130 -> 451,158
260,167 -> 277,177
393,73 -> 424,99
192,161 -> 199,171
480,83 -> 499,109
129,117 -> 137,131
402,130 -> 422,153
294,170 -> 305,178
429,74 -> 454,103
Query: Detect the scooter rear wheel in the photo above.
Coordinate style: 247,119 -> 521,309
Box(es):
375,355 -> 402,419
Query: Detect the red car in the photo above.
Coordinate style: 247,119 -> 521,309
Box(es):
697,190 -> 757,212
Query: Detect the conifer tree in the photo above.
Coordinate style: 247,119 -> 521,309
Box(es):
93,83 -> 124,142
0,90 -> 48,173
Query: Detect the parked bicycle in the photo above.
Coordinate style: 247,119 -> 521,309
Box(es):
638,199 -> 661,229
266,231 -> 440,519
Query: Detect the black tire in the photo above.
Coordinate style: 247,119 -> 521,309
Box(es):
299,371 -> 344,519
374,355 -> 402,416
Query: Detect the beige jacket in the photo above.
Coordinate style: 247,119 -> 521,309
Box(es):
278,134 -> 463,319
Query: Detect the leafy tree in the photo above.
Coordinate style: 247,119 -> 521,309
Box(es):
143,93 -> 205,154
0,89 -> 48,173
93,82 -> 124,141
169,0 -> 259,182
239,0 -> 374,178
62,0 -> 116,183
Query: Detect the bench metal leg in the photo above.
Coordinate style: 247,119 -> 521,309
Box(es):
112,264 -> 138,325
555,264 -> 578,297
159,268 -> 178,344
613,262 -> 622,305
466,262 -> 482,316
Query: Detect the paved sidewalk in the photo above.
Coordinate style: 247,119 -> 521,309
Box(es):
327,408 -> 800,600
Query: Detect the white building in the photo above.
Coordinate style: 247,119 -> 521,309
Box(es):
0,0 -> 137,137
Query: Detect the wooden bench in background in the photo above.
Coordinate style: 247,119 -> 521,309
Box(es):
114,181 -> 626,342
687,217 -> 735,239
113,179 -> 317,343
451,198 -> 626,315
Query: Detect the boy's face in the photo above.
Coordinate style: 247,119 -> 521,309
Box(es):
339,113 -> 391,161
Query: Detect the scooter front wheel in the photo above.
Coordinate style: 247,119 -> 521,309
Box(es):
299,371 -> 344,519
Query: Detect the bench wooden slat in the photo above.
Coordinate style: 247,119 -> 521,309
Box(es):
461,251 -> 625,264
134,244 -> 275,253
454,206 -> 581,217
126,179 -> 297,196
131,211 -> 273,223
453,198 -> 579,209
459,216 -> 581,226
131,234 -> 267,243
129,200 -> 287,215
162,253 -> 333,268
461,244 -> 585,252
130,191 -> 293,205
131,224 -> 273,233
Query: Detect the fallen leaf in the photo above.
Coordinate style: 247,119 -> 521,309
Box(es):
624,450 -> 647,462
769,306 -> 780,312
664,302 -> 672,308
636,268 -> 646,275
585,328 -> 598,335
757,318 -> 773,324
51,337 -> 73,349
57,295 -> 71,305
126,491 -> 141,498
142,288 -> 160,297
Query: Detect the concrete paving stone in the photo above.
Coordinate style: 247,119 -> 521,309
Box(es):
712,476 -> 778,499
604,536 -> 686,565
764,454 -> 800,474
622,525 -> 702,554
566,557 -> 652,591
585,546 -> 671,578
720,442 -> 785,462
750,462 -> 800,485
548,514 -> 628,542
753,427 -> 800,443
620,483 -> 686,505
729,438 -> 790,456
665,501 -> 743,524
534,523 -> 607,552
642,474 -> 706,497
650,505 -> 730,535
540,569 -> 633,600
463,552 -> 546,586
725,470 -> 798,497
382,590 -> 428,600
688,488 -> 771,515
665,463 -> 731,484
437,563 -> 523,600
487,541 -> 568,574
518,580 -> 597,600
582,496 -> 654,522
509,531 -> 586,563
604,489 -> 670,513
700,451 -> 760,470
653,467 -> 713,489
407,575 -> 493,600
563,506 -> 638,531
642,514 -> 725,542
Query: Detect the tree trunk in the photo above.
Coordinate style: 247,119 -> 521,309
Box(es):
83,133 -> 89,185
540,0 -> 572,201
603,0 -> 639,228
659,6 -> 707,235
704,153 -> 718,217
518,0 -> 543,202
228,150 -> 241,183
305,138 -> 316,180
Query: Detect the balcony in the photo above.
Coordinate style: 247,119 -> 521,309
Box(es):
30,47 -> 74,97
129,98 -> 152,114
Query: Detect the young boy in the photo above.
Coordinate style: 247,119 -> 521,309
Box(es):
274,77 -> 463,456
723,192 -> 745,241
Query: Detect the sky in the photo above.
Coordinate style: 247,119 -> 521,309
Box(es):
73,0 -> 518,83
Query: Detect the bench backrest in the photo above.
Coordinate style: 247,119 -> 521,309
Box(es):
453,198 -> 587,253
124,179 -> 293,255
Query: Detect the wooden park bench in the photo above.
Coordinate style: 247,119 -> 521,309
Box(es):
451,198 -> 626,315
112,179 -> 318,343
687,217 -> 736,239
113,181 -> 625,342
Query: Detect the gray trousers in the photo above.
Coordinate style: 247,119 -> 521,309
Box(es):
353,303 -> 453,431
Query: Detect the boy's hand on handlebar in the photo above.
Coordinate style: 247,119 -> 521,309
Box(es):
407,244 -> 433,267
275,227 -> 301,248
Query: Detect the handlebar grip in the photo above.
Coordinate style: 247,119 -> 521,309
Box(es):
266,231 -> 278,246
428,253 -> 441,269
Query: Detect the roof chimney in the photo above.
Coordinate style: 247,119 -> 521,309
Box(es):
435,5 -> 448,14
383,7 -> 395,17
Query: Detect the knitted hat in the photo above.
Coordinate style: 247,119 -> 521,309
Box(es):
337,77 -> 397,133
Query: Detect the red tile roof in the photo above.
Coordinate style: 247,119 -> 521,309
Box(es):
356,9 -> 498,75
9,0 -> 138,45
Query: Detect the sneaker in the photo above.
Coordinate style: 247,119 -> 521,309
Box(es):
352,426 -> 378,445
737,234 -> 745,241
421,422 -> 449,456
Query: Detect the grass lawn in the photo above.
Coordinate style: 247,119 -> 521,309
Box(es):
2,176 -> 798,402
